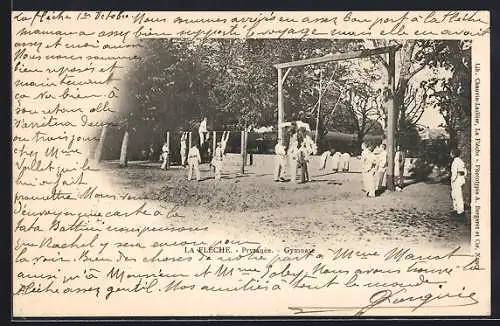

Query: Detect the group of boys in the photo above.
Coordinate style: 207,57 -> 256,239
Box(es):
158,120 -> 468,219
273,125 -> 317,184
319,150 -> 351,172
359,142 -> 467,218
360,142 -> 391,198
160,123 -> 230,182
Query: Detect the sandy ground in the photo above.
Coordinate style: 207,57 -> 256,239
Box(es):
101,154 -> 470,250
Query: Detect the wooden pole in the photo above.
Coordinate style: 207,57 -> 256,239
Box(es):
277,68 -> 284,140
386,50 -> 396,191
315,70 -> 322,149
240,131 -> 246,174
244,131 -> 249,165
166,131 -> 170,169
188,132 -> 192,150
94,125 -> 107,163
212,131 -> 217,157
274,45 -> 402,69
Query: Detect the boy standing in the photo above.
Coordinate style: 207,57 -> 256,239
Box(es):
341,152 -> 351,172
376,143 -> 388,190
187,143 -> 201,181
450,149 -> 467,218
394,145 -> 405,191
273,138 -> 287,182
362,144 -> 377,197
288,138 -> 299,184
212,141 -> 224,181
160,141 -> 169,170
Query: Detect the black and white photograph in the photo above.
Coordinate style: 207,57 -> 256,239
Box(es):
96,38 -> 472,248
12,11 -> 490,318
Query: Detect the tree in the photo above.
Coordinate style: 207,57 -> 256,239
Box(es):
425,41 -> 471,157
363,39 -> 452,142
425,40 -> 472,206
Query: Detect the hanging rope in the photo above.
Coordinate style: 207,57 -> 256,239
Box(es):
309,68 -> 339,114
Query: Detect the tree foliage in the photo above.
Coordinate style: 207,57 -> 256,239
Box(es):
105,38 -> 470,160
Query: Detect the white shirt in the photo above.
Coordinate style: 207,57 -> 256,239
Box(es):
288,141 -> 299,159
188,146 -> 201,162
199,119 -> 207,133
362,150 -> 376,173
275,143 -> 286,156
298,136 -> 315,154
451,157 -> 466,182
162,144 -> 169,153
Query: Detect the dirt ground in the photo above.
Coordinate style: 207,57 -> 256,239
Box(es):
101,154 -> 470,249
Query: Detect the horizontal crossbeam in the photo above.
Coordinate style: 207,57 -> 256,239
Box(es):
274,45 -> 402,69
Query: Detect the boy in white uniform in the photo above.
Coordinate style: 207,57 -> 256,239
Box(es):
180,132 -> 187,167
394,146 -> 405,191
341,152 -> 351,172
319,149 -> 334,170
287,138 -> 299,184
450,149 -> 467,218
362,144 -> 377,197
331,151 -> 341,172
273,138 -> 287,181
212,141 -> 224,181
361,143 -> 367,192
187,143 -> 201,181
300,133 -> 316,182
160,141 -> 169,170
198,118 -> 207,146
376,143 -> 388,190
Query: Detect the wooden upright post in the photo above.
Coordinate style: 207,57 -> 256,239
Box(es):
386,50 -> 397,191
277,68 -> 284,140
244,131 -> 249,165
240,131 -> 246,174
315,70 -> 322,149
212,131 -> 217,156
166,131 -> 170,169
94,125 -> 107,163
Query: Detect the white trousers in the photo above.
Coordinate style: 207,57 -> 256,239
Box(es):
288,157 -> 298,183
375,168 -> 387,190
451,178 -> 465,214
341,158 -> 349,171
213,160 -> 222,180
161,153 -> 169,170
188,160 -> 200,181
363,170 -> 376,197
274,156 -> 287,180
331,156 -> 340,171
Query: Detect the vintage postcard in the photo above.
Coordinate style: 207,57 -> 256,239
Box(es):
11,11 -> 490,317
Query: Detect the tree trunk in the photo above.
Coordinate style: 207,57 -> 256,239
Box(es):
119,131 -> 129,167
93,125 -> 108,163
